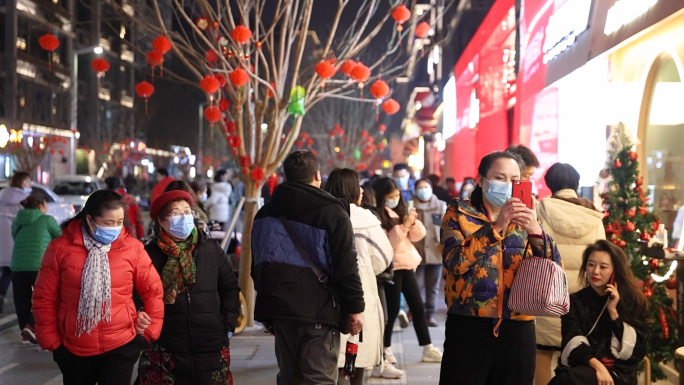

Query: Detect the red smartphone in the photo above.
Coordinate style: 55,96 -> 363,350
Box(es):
610,272 -> 616,286
512,180 -> 533,209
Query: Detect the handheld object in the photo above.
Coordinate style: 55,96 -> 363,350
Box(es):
512,180 -> 534,210
407,200 -> 414,212
609,272 -> 616,298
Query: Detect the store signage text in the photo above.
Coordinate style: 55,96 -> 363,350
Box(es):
604,0 -> 657,35
542,0 -> 592,64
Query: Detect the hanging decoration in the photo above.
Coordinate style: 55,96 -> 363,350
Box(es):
38,33 -> 60,70
369,80 -> 390,99
152,35 -> 172,54
196,17 -> 209,30
415,22 -> 431,39
315,60 -> 336,80
231,26 -> 253,45
382,98 -> 400,115
224,120 -> 236,134
378,124 -> 387,133
204,106 -> 222,125
391,5 -> 411,31
90,58 -> 110,89
205,49 -> 219,63
340,60 -> 357,76
229,68 -> 250,87
219,98 -> 230,112
199,75 -> 221,98
146,50 -> 165,79
251,167 -> 265,187
135,81 -> 155,115
287,86 -> 306,116
350,63 -> 371,85
227,135 -> 241,155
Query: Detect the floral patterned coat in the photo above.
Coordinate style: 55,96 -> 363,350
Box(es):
441,199 -> 561,333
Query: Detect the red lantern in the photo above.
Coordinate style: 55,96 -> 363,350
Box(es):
135,81 -> 155,115
91,58 -> 110,73
251,167 -> 265,186
146,50 -> 165,78
39,33 -> 60,70
340,60 -> 356,76
152,35 -> 172,54
360,130 -> 368,137
391,5 -> 411,30
229,68 -> 250,87
224,120 -> 236,134
239,155 -> 251,168
204,106 -> 222,124
378,124 -> 387,132
295,141 -> 303,148
369,80 -> 390,99
315,60 -> 336,79
219,98 -> 230,112
350,63 -> 371,84
200,75 -> 221,94
231,25 -> 252,44
415,22 -> 431,38
378,143 -> 386,150
205,49 -> 219,63
382,99 -> 400,115
227,136 -> 241,155
306,138 -> 314,146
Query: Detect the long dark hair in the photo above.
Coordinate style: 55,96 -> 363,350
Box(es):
375,177 -> 406,230
324,168 -> 360,205
470,151 -> 524,210
61,190 -> 125,229
579,240 -> 649,327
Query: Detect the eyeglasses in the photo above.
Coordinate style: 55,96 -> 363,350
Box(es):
164,210 -> 196,219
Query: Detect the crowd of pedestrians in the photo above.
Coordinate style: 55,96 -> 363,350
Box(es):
0,142 -> 651,385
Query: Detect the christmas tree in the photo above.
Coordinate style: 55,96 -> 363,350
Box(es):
601,123 -> 677,381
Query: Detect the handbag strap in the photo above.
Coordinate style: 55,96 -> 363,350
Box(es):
587,298 -> 609,337
279,216 -> 330,287
523,231 -> 555,260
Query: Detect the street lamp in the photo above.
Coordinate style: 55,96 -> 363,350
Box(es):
69,45 -> 102,174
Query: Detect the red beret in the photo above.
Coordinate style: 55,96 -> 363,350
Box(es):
150,190 -> 194,219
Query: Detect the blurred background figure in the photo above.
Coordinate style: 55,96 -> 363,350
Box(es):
392,163 -> 415,202
105,176 -> 144,241
151,168 -> 175,204
458,177 -> 476,200
445,177 -> 457,198
426,174 -> 452,202
205,170 -> 231,229
507,144 -> 540,181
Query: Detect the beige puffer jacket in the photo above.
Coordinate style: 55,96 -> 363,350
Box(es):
535,189 -> 606,347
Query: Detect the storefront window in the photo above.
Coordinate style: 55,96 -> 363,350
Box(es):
642,54 -> 684,240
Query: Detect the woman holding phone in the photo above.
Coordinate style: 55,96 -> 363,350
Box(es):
549,240 -> 647,385
439,151 -> 561,385
374,177 -> 442,372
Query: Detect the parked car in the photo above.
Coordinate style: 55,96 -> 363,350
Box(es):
0,181 -> 76,224
50,175 -> 103,212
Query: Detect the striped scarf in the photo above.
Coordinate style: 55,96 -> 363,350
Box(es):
77,230 -> 112,336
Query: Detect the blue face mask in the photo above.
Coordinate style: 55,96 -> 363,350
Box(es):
23,188 -> 32,194
484,178 -> 512,208
168,214 -> 195,239
200,193 -> 208,202
394,175 -> 410,188
385,199 -> 399,209
416,187 -> 432,201
93,224 -> 123,244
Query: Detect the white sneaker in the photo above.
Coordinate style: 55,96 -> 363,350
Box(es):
384,347 -> 397,364
397,310 -> 409,328
422,344 -> 443,362
371,360 -> 404,379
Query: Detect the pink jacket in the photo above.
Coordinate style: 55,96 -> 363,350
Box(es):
384,207 -> 426,271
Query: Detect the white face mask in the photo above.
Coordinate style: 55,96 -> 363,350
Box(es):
385,199 -> 399,209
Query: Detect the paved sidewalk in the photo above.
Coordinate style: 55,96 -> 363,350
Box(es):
231,315 -> 445,385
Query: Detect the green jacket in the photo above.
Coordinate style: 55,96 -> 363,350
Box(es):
11,209 -> 61,271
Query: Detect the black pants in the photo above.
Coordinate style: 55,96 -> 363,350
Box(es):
11,271 -> 38,330
53,335 -> 147,385
272,318 -> 340,385
383,269 -> 431,347
439,314 -> 536,385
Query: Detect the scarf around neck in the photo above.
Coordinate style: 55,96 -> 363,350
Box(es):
158,228 -> 198,304
78,228 -> 113,336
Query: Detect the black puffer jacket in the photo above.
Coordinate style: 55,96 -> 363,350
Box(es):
560,287 -> 648,385
144,231 -> 241,384
251,182 -> 365,326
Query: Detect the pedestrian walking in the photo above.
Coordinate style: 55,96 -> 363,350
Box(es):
0,171 -> 32,313
439,150 -> 561,385
252,151 -> 365,385
374,177 -> 443,368
535,163 -> 606,385
324,169 -> 397,383
412,179 -> 447,328
10,194 -> 61,344
205,170 -> 231,229
549,240 -> 647,385
151,169 -> 175,204
105,176 -> 145,240
136,190 -> 241,385
32,190 -> 164,385
392,163 -> 415,202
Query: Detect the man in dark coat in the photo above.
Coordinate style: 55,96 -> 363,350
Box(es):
251,151 -> 364,384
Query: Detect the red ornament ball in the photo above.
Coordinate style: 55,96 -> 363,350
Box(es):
231,25 -> 253,44
251,167 -> 265,182
628,151 -> 638,161
599,168 -> 611,178
219,98 -> 230,112
636,176 -> 643,186
152,35 -> 172,54
239,156 -> 251,168
39,33 -> 60,52
640,232 -> 651,242
613,159 -> 622,168
340,60 -> 357,76
228,135 -> 241,149
314,60 -> 336,79
644,288 -> 653,298
626,209 -> 636,218
369,80 -> 390,99
229,68 -> 250,87
623,221 -> 636,233
650,258 -> 660,271
382,99 -> 400,115
618,240 -> 626,248
199,75 -> 221,93
605,224 -> 615,235
203,106 -> 222,123
639,207 -> 648,217
350,63 -> 371,83
91,57 -> 110,73
224,121 -> 236,134
666,277 -> 677,290
205,49 -> 218,63
415,22 -> 431,39
391,4 -> 411,25
378,124 -> 387,132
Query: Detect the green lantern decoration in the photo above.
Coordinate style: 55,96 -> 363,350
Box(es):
287,86 -> 306,116
354,148 -> 361,161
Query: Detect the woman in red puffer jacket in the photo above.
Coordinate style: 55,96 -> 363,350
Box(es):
33,190 -> 164,385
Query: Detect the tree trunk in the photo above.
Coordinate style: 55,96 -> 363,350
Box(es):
238,179 -> 261,327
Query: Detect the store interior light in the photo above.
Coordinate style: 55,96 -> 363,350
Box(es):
649,82 -> 684,125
